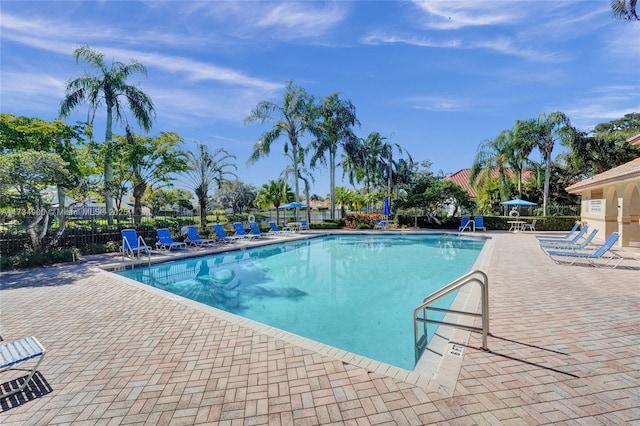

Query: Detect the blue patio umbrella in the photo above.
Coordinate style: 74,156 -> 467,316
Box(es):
383,196 -> 391,217
501,198 -> 537,217
278,202 -> 307,209
500,198 -> 537,206
279,201 -> 307,221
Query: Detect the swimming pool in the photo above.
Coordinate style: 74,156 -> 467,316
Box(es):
115,233 -> 485,370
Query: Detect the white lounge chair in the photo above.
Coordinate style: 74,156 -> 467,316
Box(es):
521,219 -> 537,231
0,336 -> 46,398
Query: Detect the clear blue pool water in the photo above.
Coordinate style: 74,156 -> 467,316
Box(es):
115,234 -> 485,370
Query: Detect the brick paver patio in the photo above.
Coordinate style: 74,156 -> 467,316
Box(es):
1,231 -> 639,425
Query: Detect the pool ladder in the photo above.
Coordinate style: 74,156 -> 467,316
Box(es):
413,270 -> 489,362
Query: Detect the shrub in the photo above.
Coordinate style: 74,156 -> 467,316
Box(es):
0,247 -> 81,271
344,213 -> 387,228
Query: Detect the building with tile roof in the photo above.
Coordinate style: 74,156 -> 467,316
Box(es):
444,168 -> 536,199
566,134 -> 640,247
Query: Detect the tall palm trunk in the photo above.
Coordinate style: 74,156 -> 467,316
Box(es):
329,148 -> 336,219
104,106 -> 114,225
543,141 -> 552,216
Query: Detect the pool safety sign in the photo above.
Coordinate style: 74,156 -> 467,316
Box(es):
448,343 -> 464,358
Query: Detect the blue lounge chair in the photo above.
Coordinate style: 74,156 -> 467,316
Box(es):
458,217 -> 473,232
536,222 -> 580,241
213,224 -> 241,243
120,228 -> 151,258
474,216 -> 486,231
233,222 -> 259,239
249,221 -> 268,238
0,336 -> 46,398
184,225 -> 216,247
539,225 -> 589,247
546,233 -> 623,268
300,219 -> 310,230
540,228 -> 598,251
268,221 -> 293,235
156,228 -> 187,251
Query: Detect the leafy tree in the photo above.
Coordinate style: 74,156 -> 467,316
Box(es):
146,187 -> 193,216
473,178 -> 503,215
183,143 -> 237,229
563,112 -> 640,177
565,129 -> 640,177
217,180 -> 257,216
0,114 -> 91,217
308,93 -> 359,219
255,180 -> 293,225
397,176 -> 474,221
611,0 -> 639,20
245,80 -> 314,204
334,186 -> 361,218
0,151 -> 71,249
115,129 -> 189,223
59,45 -> 155,224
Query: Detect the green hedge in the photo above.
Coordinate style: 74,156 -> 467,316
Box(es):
396,215 -> 580,231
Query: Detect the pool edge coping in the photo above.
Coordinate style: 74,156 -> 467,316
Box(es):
99,230 -> 494,393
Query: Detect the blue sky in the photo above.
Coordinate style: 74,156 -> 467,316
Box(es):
1,1 -> 639,197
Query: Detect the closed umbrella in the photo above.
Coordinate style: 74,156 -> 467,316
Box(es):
383,197 -> 391,218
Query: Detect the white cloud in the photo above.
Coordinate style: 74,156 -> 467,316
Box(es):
411,0 -> 524,30
178,1 -> 348,41
1,13 -> 283,93
361,32 -> 461,48
403,95 -> 469,112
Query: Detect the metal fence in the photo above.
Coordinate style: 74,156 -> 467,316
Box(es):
0,213 -> 198,256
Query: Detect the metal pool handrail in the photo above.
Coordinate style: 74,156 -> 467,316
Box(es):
413,270 -> 489,362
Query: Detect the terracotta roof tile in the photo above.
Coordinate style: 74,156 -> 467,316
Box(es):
444,168 -> 535,198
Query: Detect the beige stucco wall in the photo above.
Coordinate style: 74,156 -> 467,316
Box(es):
579,179 -> 640,247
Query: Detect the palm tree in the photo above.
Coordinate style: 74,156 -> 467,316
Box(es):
611,0 -> 639,20
510,120 -> 537,197
378,137 -> 411,197
183,144 -> 237,229
528,112 -> 574,216
281,154 -> 315,224
470,133 -> 512,202
255,180 -> 293,225
245,80 -> 314,205
59,45 -> 155,224
308,93 -> 359,219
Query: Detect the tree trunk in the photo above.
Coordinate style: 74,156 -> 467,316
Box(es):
543,150 -> 552,217
26,209 -> 49,250
132,181 -> 147,225
329,149 -> 336,219
199,196 -> 208,230
104,107 -> 114,225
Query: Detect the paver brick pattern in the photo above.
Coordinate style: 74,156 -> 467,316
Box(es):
1,232 -> 639,425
